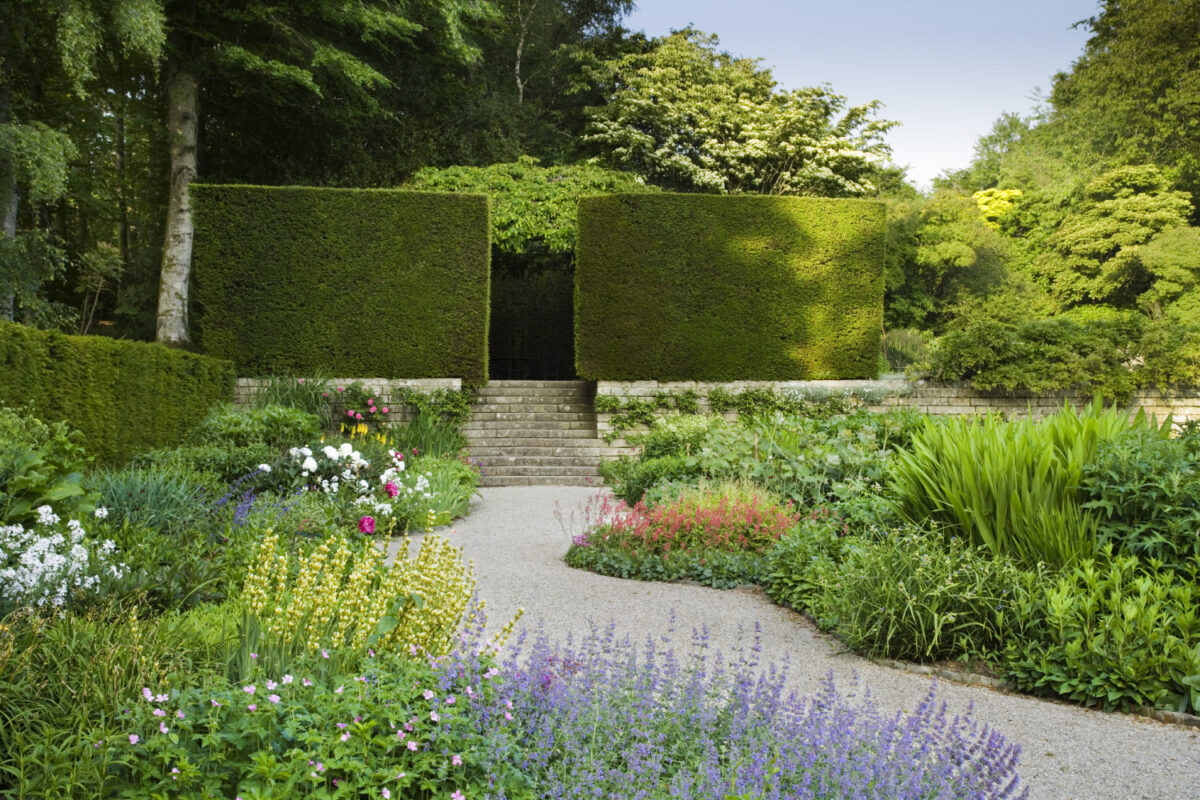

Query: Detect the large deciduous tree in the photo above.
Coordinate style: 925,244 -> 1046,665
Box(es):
1033,165 -> 1195,311
0,0 -> 164,322
154,0 -> 494,346
1050,0 -> 1200,208
579,29 -> 896,196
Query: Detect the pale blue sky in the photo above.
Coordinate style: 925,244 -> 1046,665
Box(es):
624,0 -> 1100,189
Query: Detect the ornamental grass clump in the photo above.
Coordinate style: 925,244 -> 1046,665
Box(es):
579,482 -> 801,555
472,623 -> 1029,799
241,530 -> 477,675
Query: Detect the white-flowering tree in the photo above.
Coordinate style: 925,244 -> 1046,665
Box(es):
579,29 -> 897,196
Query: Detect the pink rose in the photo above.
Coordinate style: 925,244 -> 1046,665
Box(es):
337,386 -> 344,392
381,407 -> 389,413
359,516 -> 376,534
369,406 -> 376,413
356,412 -> 364,420
347,409 -> 355,417
367,397 -> 374,405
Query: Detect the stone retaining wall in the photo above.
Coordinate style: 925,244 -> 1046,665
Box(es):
596,379 -> 1200,458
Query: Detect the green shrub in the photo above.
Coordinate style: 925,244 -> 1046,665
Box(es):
192,185 -> 491,383
0,320 -> 234,464
821,525 -> 1048,663
575,194 -> 885,380
887,400 -> 1147,568
188,403 -> 321,449
1081,425 -> 1200,571
694,412 -> 900,512
1003,551 -> 1200,713
0,408 -> 96,525
99,518 -> 255,611
764,512 -> 855,617
920,313 -> 1141,401
600,453 -> 700,506
637,414 -> 722,459
131,443 -> 278,485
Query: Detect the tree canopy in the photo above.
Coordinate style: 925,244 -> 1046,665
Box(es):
580,29 -> 896,196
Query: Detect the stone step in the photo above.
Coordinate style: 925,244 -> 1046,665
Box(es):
467,411 -> 597,423
468,444 -> 607,457
464,433 -> 600,445
479,464 -> 601,477
462,419 -> 596,432
480,383 -> 588,393
472,400 -> 595,412
479,475 -> 601,487
473,455 -> 602,467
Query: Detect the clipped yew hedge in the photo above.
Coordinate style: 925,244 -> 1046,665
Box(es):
192,186 -> 491,383
575,194 -> 885,380
0,321 -> 234,464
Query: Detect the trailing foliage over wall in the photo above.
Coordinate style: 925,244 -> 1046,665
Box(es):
575,194 -> 885,380
192,186 -> 491,383
0,321 -> 234,464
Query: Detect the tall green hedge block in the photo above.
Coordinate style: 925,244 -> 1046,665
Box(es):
0,321 -> 235,464
192,186 -> 491,383
575,194 -> 885,380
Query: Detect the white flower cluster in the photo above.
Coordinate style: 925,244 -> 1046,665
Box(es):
0,506 -> 125,610
287,443 -> 369,493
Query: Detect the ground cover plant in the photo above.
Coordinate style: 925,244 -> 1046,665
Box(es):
573,400 -> 1200,716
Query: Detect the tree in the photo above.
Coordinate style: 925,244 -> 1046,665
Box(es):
154,0 -> 495,346
1033,165 -> 1194,310
0,0 -> 164,322
579,29 -> 896,195
405,157 -> 654,258
884,191 -> 1010,332
1050,0 -> 1200,212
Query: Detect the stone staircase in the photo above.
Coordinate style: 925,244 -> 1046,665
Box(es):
464,380 -> 606,487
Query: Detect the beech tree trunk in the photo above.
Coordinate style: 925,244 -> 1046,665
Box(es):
156,65 -> 198,345
0,77 -> 17,322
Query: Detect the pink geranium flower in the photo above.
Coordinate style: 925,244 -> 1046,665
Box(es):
359,516 -> 376,534
386,482 -> 399,498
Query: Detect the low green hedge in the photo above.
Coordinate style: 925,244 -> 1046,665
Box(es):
0,321 -> 234,464
192,185 -> 491,383
575,194 -> 885,380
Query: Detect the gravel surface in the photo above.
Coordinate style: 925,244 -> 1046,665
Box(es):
389,486 -> 1200,800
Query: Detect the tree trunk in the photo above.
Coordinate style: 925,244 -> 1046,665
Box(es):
156,64 -> 198,345
0,73 -> 17,321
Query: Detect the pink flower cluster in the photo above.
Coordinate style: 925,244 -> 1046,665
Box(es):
583,493 -> 802,555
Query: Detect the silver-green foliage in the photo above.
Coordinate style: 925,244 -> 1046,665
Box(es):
887,400 -> 1158,568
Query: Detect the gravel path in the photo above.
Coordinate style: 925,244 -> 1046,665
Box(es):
391,486 -> 1200,800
